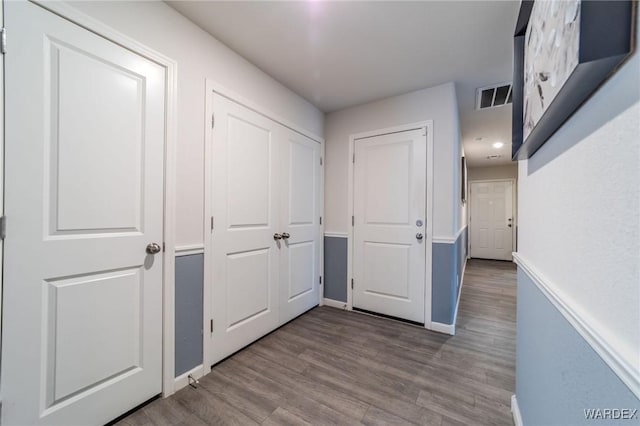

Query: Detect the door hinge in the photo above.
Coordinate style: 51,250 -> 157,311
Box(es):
210,319 -> 214,333
319,276 -> 322,285
352,153 -> 355,163
351,278 -> 354,289
352,215 -> 354,226
0,216 -> 6,240
210,216 -> 214,231
320,157 -> 323,166
1,28 -> 6,55
319,216 -> 322,225
211,113 -> 215,129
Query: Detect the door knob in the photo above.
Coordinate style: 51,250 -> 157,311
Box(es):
146,242 -> 161,254
273,233 -> 283,240
281,232 -> 290,239
416,233 -> 423,240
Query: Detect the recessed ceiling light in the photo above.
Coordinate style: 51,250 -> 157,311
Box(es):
493,142 -> 504,148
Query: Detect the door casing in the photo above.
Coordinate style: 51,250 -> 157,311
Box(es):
468,178 -> 517,260
2,0 -> 180,398
346,121 -> 434,330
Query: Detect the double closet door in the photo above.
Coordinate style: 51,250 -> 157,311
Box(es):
210,95 -> 321,364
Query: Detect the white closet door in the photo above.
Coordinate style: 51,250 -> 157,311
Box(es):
2,2 -> 165,424
210,95 -> 282,364
353,129 -> 427,324
279,131 -> 321,324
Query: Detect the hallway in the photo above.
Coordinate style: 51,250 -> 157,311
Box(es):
117,259 -> 517,426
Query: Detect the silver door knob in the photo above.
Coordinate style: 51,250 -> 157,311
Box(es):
281,232 -> 290,239
416,233 -> 423,240
146,242 -> 161,254
273,233 -> 283,240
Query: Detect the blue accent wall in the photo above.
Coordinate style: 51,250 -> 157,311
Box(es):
175,254 -> 204,377
432,243 -> 456,324
516,268 -> 640,425
432,227 -> 467,325
324,236 -> 348,302
456,227 -> 468,297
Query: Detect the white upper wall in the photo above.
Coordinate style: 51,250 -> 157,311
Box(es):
517,14 -> 639,382
468,164 -> 518,182
66,0 -> 324,248
455,100 -> 466,233
324,83 -> 461,238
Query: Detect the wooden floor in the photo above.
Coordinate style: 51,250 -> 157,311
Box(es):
117,259 -> 517,426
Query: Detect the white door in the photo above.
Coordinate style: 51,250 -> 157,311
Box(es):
353,129 -> 427,324
2,2 -> 166,425
210,95 -> 282,364
279,131 -> 321,324
470,181 -> 514,261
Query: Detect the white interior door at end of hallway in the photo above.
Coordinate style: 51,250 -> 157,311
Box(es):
353,129 -> 427,324
470,180 -> 514,261
279,131 -> 321,324
2,2 -> 166,425
210,95 -> 282,365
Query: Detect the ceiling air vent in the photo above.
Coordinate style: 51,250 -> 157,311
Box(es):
476,82 -> 512,110
486,154 -> 502,160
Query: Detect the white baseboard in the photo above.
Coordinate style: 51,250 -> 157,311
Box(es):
511,395 -> 523,426
323,298 -> 348,309
430,321 -> 455,335
513,252 -> 640,399
174,364 -> 205,392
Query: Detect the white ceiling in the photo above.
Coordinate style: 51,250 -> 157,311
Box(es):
167,0 -> 520,167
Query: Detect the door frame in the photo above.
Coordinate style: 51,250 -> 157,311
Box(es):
468,178 -> 517,260
346,121 -> 434,329
203,78 -> 325,369
11,1 -> 180,398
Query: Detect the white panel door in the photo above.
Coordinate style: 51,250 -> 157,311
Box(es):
210,95 -> 282,364
279,130 -> 321,324
2,2 -> 165,425
353,129 -> 426,323
470,181 -> 514,261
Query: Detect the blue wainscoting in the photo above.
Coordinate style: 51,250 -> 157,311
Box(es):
432,227 -> 468,325
324,236 -> 348,302
515,268 -> 640,425
323,228 -> 468,325
175,254 -> 204,377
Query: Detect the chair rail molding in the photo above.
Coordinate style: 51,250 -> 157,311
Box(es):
513,252 -> 639,399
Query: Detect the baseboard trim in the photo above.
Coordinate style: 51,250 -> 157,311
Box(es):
430,321 -> 455,335
174,364 -> 205,392
513,252 -> 640,399
323,298 -> 348,309
511,395 -> 523,426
